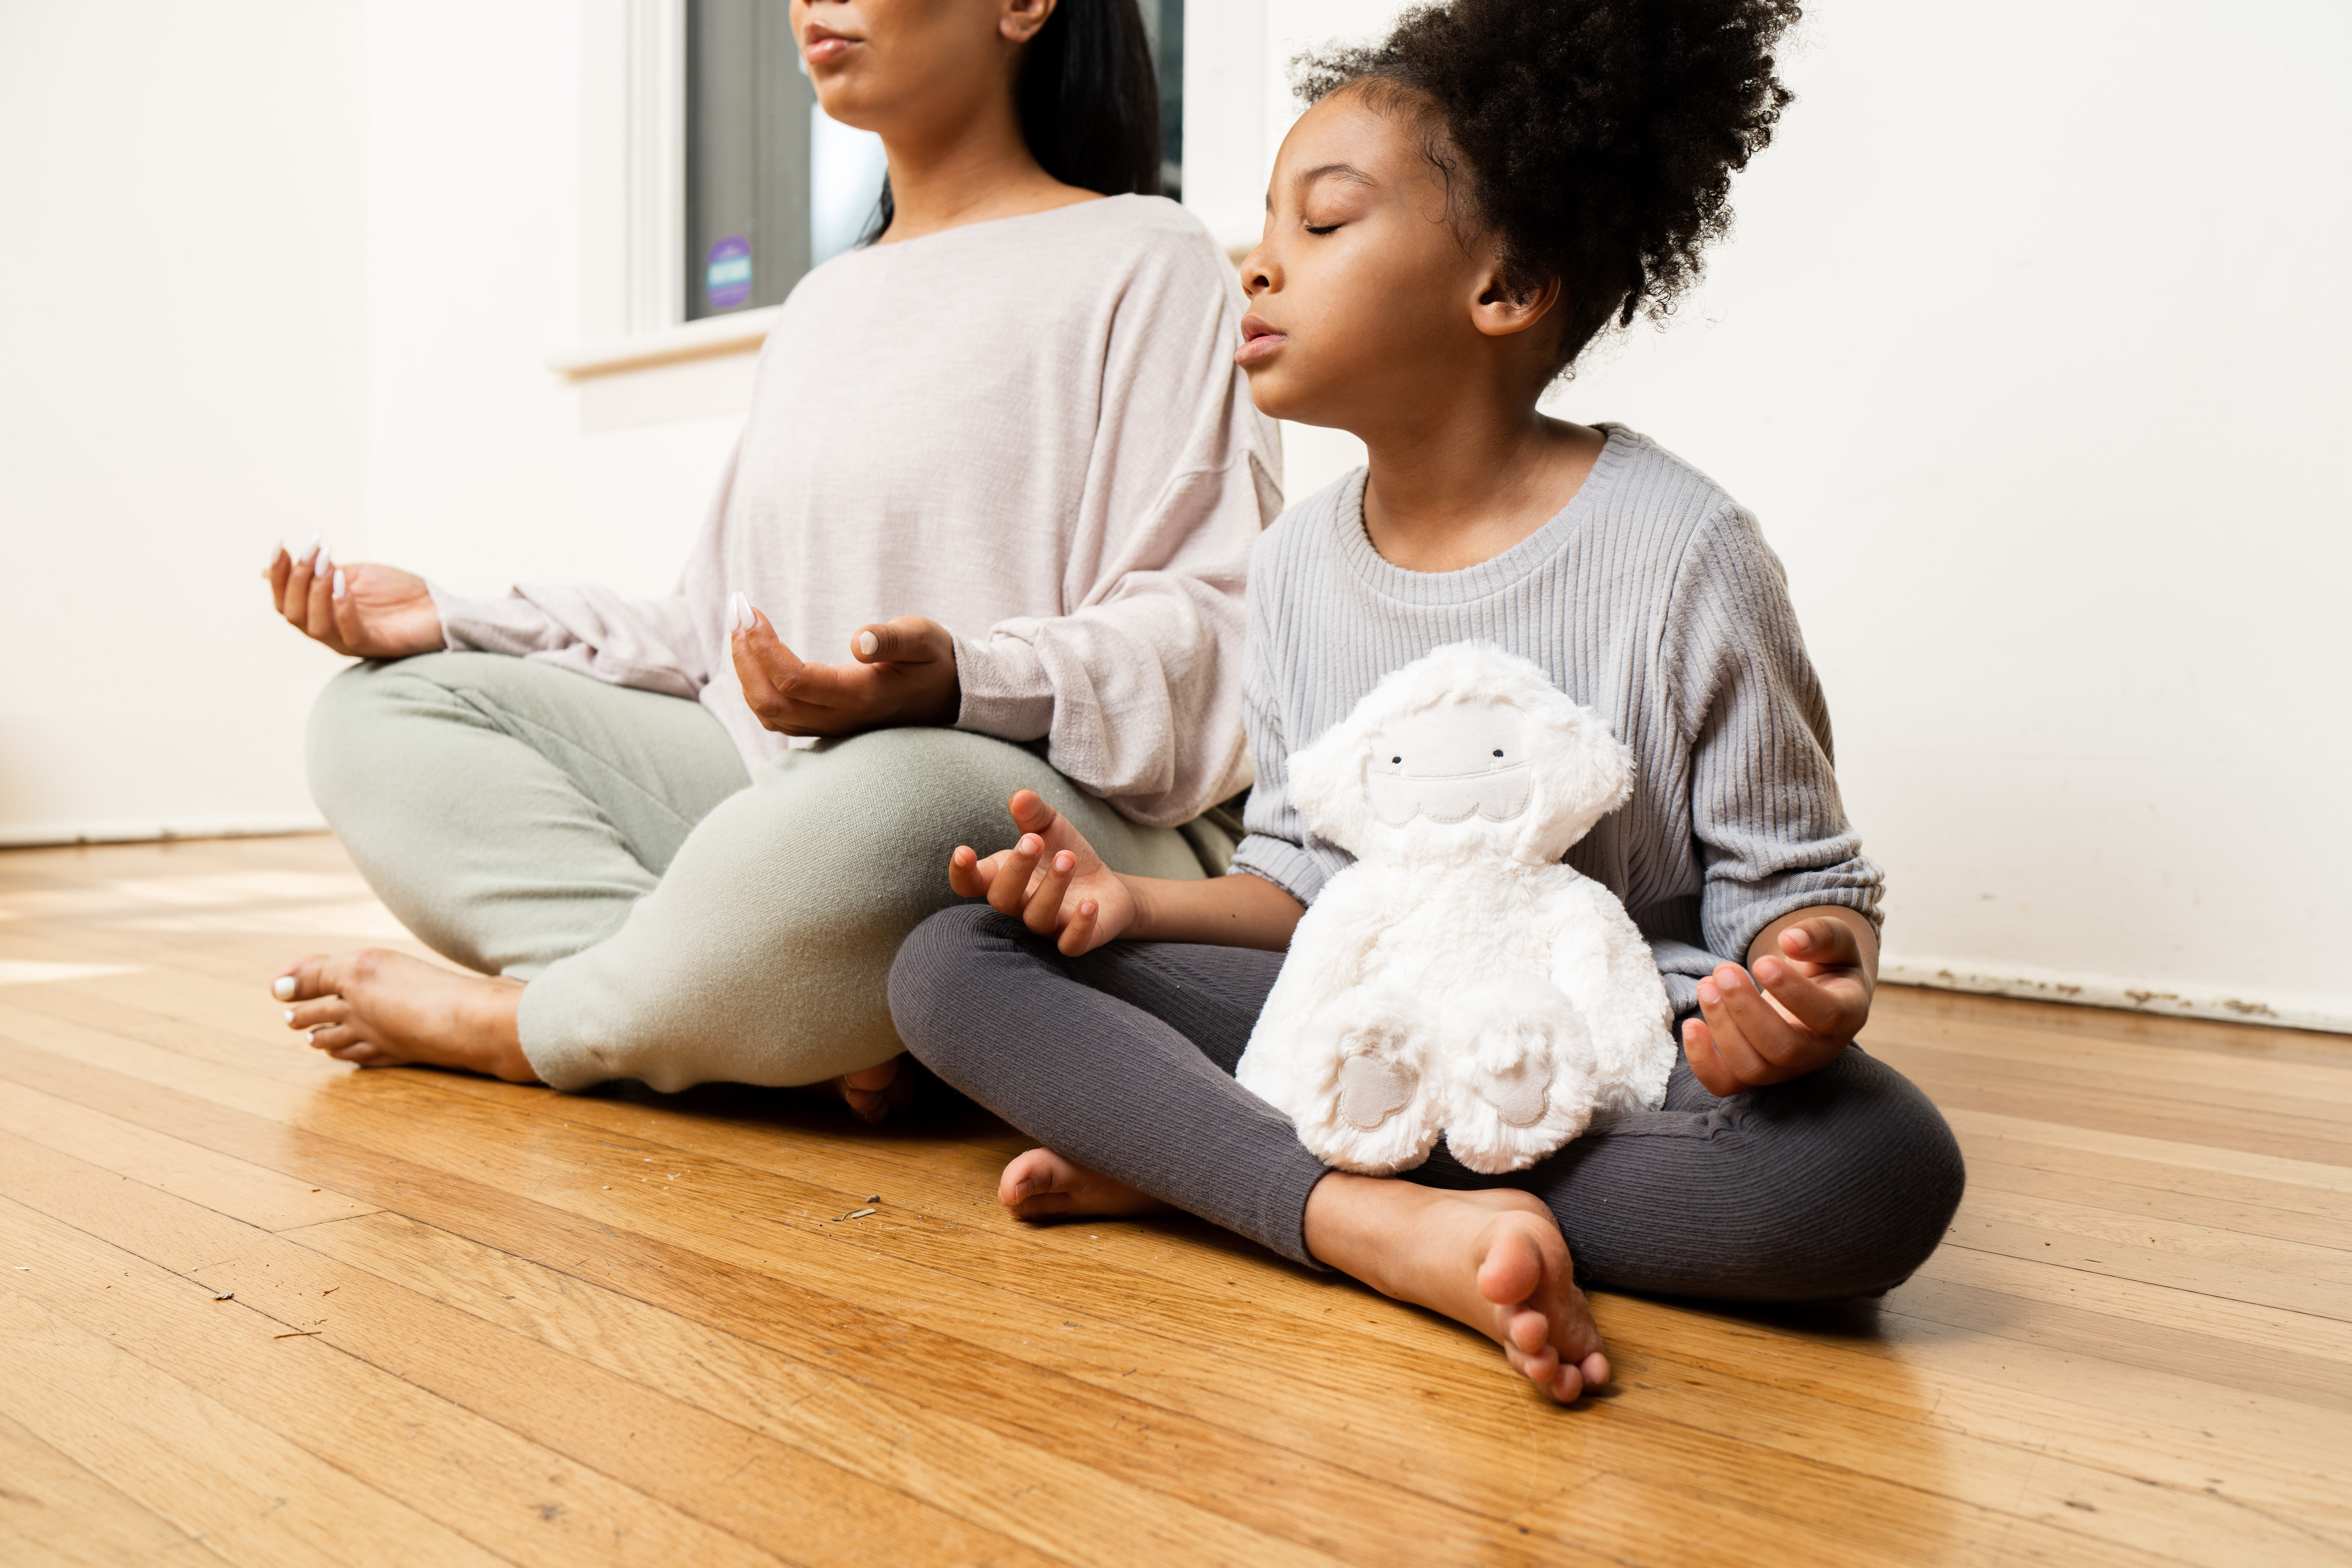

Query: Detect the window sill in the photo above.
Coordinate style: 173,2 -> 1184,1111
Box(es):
548,305 -> 780,380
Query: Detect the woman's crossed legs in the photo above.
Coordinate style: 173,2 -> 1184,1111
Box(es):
888,904 -> 1967,1401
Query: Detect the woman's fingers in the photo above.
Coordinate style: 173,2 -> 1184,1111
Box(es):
328,561 -> 368,651
851,616 -> 945,665
1022,851 -> 1076,935
303,546 -> 341,642
281,538 -> 320,625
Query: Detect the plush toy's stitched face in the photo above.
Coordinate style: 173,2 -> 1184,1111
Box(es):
1287,643 -> 1635,869
1366,703 -> 1529,827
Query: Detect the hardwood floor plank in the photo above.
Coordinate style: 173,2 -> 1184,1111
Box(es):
1877,1051 -> 2352,1169
0,1078 -> 376,1232
0,1412 -> 241,1568
0,1133 -> 1103,1568
0,1281 -> 510,1568
289,1208 -> 1549,1568
1959,1154 -> 2352,1251
1867,1008 -> 2352,1113
0,1190 -> 820,1568
0,1066 -> 1558,1567
1946,1186 -> 2352,1318
11,839 -> 2352,1567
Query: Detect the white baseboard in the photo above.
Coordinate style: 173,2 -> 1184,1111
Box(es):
1881,953 -> 2352,1037
0,815 -> 330,850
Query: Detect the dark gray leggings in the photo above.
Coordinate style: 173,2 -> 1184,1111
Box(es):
890,906 -> 1966,1302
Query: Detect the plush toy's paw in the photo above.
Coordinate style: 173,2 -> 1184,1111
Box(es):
1442,978 -> 1599,1175
1293,987 -> 1443,1175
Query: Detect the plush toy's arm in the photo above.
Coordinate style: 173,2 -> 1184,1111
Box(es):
1234,869 -> 1387,1110
1543,877 -> 1678,1112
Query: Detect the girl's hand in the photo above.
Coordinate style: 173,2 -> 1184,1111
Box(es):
730,597 -> 960,735
1682,911 -> 1876,1096
947,790 -> 1138,956
265,539 -> 443,659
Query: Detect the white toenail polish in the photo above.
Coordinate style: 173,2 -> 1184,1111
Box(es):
283,1009 -> 296,1024
273,977 -> 296,1000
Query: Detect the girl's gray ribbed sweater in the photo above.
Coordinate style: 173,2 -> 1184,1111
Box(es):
1227,423 -> 1883,1013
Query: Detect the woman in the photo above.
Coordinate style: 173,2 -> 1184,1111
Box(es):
265,0 -> 1277,1117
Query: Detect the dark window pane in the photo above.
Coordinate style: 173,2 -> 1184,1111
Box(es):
684,0 -> 814,320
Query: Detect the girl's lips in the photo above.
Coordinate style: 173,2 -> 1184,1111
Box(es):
1236,318 -> 1287,366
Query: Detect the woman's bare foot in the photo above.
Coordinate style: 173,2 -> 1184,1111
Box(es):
272,950 -> 537,1083
1305,1176 -> 1609,1404
831,1057 -> 921,1125
998,1147 -> 1173,1221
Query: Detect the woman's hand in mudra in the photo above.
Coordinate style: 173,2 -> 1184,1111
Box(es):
730,598 -> 961,735
266,541 -> 444,659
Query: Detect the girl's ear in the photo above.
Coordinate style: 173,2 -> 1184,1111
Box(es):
1001,0 -> 1057,45
1470,268 -> 1560,341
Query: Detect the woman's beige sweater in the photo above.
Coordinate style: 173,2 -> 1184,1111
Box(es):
430,195 -> 1281,826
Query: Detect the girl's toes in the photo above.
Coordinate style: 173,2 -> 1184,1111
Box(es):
1504,1305 -> 1550,1356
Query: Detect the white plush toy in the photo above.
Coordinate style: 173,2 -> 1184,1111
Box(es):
1236,642 -> 1677,1176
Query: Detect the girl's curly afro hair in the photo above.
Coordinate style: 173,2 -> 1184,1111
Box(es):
1296,0 -> 1801,374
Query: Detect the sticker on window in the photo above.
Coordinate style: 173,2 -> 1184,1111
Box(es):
705,237 -> 753,310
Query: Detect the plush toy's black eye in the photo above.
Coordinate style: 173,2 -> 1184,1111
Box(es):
1391,756 -> 1402,764
1493,749 -> 1504,757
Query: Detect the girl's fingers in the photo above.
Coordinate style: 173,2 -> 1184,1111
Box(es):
1783,916 -> 1860,967
985,835 -> 1044,916
1022,851 -> 1075,935
1059,898 -> 1098,956
1751,954 -> 1849,1036
947,845 -> 987,899
1007,789 -> 1058,838
1695,973 -> 1777,1082
1681,1018 -> 1737,1097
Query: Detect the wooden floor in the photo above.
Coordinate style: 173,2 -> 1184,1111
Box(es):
0,836 -> 2345,1568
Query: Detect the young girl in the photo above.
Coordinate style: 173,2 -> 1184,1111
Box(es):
889,0 -> 1964,1403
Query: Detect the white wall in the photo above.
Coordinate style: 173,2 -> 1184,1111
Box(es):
361,0 -> 737,602
5,0 -> 2344,1029
0,0 -> 369,843
1205,0 -> 2352,1029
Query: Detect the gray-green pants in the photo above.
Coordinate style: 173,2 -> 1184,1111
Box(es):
307,653 -> 1215,1092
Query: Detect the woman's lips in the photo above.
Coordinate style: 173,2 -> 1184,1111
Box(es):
802,28 -> 858,64
1236,316 -> 1287,366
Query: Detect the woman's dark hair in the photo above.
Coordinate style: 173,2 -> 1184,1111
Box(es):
1297,0 -> 1800,373
868,0 -> 1163,240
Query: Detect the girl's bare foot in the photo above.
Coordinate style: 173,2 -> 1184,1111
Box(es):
831,1058 -> 921,1125
1305,1176 -> 1609,1404
998,1147 -> 1174,1220
272,950 -> 537,1083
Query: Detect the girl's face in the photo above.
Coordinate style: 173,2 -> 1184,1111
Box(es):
791,0 -> 1048,139
1236,88 -> 1557,431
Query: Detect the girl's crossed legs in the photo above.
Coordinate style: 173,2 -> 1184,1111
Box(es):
889,904 -> 1967,1397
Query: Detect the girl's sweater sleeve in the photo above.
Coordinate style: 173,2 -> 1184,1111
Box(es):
1663,506 -> 1884,964
947,231 -> 1281,829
